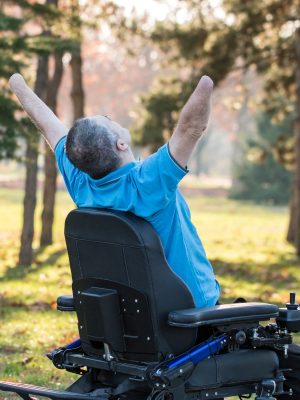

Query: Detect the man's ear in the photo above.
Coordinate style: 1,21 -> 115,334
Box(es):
116,138 -> 129,151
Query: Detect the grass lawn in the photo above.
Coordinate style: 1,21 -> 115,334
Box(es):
0,186 -> 299,398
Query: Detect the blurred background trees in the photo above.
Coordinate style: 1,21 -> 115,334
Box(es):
1,0 -> 65,265
1,2 -> 300,385
0,4 -> 25,159
1,0 -> 300,263
230,110 -> 292,204
133,0 -> 299,253
1,0 -> 128,265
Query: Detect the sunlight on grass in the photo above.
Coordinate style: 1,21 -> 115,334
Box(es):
187,196 -> 298,304
0,187 -> 299,393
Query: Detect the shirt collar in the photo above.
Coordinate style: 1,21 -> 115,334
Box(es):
87,161 -> 138,185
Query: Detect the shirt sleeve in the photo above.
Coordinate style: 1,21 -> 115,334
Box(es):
54,136 -> 82,202
130,143 -> 188,212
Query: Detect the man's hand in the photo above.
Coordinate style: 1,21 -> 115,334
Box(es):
9,73 -> 68,150
169,76 -> 214,168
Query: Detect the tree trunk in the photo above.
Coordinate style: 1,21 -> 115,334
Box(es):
287,174 -> 297,244
18,55 -> 48,266
69,0 -> 84,121
70,49 -> 85,120
40,53 -> 64,246
291,27 -> 300,256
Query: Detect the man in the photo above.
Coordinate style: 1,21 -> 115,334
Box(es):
9,72 -> 220,309
8,74 -> 300,399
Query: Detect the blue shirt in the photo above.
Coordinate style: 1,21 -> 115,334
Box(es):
55,137 -> 220,307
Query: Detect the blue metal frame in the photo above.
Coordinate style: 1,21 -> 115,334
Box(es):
63,338 -> 81,350
167,334 -> 228,369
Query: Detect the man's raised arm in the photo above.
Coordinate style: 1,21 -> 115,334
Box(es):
9,73 -> 68,150
169,75 -> 214,168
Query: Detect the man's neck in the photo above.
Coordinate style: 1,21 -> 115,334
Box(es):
119,148 -> 136,167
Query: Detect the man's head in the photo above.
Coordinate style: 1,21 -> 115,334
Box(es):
66,116 -> 134,179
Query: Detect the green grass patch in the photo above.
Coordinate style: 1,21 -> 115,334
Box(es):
0,187 -> 299,394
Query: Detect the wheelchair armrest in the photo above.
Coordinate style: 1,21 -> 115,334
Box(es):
57,295 -> 75,311
168,302 -> 279,328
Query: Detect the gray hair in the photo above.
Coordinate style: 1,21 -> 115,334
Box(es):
66,118 -> 121,179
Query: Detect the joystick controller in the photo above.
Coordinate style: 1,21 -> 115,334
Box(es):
277,292 -> 300,332
286,292 -> 299,310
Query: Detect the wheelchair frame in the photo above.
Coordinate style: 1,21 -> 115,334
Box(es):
0,208 -> 300,400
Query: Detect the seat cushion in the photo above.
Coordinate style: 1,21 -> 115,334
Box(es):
187,349 -> 279,389
168,302 -> 279,327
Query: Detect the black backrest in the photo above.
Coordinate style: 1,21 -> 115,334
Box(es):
65,208 -> 197,361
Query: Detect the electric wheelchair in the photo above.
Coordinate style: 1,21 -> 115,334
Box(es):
1,208 -> 300,400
